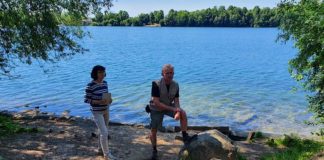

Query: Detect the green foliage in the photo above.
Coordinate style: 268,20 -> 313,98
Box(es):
0,115 -> 40,137
263,134 -> 324,160
0,0 -> 112,75
255,131 -> 264,139
238,154 -> 247,160
91,6 -> 280,27
278,0 -> 324,135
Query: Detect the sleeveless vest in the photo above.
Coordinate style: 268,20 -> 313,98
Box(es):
150,78 -> 179,110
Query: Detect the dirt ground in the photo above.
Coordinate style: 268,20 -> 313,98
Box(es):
0,110 -> 277,160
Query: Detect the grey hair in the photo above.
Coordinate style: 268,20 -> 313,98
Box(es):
162,64 -> 174,73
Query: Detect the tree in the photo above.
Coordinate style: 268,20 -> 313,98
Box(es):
252,6 -> 261,27
138,13 -> 150,25
89,6 -> 280,28
117,10 -> 129,23
0,0 -> 112,75
93,12 -> 104,23
278,0 -> 323,135
153,10 -> 164,24
165,9 -> 177,26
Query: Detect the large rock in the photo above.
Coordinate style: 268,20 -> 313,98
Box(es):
178,129 -> 238,160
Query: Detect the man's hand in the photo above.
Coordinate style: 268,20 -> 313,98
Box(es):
174,110 -> 181,120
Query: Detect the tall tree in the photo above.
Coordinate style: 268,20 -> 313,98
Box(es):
278,0 -> 323,135
0,0 -> 112,75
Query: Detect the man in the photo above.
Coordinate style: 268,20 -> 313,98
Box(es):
149,64 -> 195,160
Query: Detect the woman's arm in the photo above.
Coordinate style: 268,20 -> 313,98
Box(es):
84,84 -> 105,105
84,84 -> 93,104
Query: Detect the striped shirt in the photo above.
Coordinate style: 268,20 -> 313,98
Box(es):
84,80 -> 109,111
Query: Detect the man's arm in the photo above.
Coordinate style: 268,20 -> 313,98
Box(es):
152,96 -> 178,112
174,97 -> 180,108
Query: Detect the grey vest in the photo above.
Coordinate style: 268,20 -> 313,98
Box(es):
150,78 -> 179,110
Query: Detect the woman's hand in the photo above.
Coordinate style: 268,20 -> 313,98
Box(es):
92,99 -> 107,105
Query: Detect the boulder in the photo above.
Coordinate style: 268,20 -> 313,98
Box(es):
178,129 -> 238,160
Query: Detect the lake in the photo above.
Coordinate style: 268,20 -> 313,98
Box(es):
0,27 -> 318,136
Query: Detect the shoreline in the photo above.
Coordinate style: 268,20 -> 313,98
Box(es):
0,108 -> 318,140
0,109 -> 322,160
0,109 -> 276,160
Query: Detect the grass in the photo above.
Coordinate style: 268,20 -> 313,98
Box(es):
0,115 -> 39,137
261,134 -> 324,160
238,153 -> 247,160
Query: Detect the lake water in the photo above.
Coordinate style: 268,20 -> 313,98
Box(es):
0,27 -> 319,136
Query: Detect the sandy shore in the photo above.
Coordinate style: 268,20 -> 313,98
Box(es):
0,110 -> 277,160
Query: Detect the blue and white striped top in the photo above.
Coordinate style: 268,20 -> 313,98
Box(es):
84,80 -> 109,111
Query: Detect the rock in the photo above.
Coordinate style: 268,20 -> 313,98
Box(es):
59,130 -> 65,134
32,115 -> 50,120
34,106 -> 40,116
56,116 -> 68,121
91,132 -> 97,138
61,110 -> 70,117
178,129 -> 238,160
13,113 -> 25,120
165,126 -> 175,132
30,127 -> 38,133
125,150 -> 131,155
70,117 -> 78,121
0,110 -> 12,117
49,116 -> 56,120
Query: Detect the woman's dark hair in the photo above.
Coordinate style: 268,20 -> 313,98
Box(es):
91,65 -> 106,80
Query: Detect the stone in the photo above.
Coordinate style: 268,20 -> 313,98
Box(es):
49,116 -> 56,120
91,132 -> 97,138
178,130 -> 238,160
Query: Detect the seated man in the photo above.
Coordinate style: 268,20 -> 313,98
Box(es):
149,64 -> 195,160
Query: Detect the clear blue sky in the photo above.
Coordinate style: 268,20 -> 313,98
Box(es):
110,0 -> 281,16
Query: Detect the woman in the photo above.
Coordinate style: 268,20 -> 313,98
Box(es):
84,65 -> 114,160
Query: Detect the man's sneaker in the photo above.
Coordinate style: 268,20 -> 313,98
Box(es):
151,150 -> 158,160
182,134 -> 198,144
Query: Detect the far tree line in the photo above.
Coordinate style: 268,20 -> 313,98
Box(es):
90,6 -> 280,27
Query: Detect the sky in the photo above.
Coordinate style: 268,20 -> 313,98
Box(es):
110,0 -> 282,16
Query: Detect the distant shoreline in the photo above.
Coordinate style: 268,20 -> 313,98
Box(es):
80,25 -> 278,28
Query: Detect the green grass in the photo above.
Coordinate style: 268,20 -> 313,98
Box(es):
0,115 -> 39,137
238,153 -> 247,160
261,134 -> 324,160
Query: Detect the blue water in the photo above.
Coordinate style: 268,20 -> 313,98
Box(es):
0,27 -> 318,136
